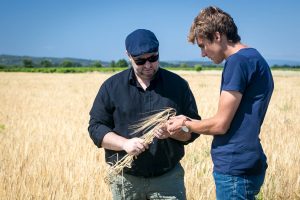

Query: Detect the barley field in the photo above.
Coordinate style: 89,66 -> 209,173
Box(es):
0,70 -> 299,200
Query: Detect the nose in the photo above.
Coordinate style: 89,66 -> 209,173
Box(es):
144,60 -> 151,68
201,50 -> 207,57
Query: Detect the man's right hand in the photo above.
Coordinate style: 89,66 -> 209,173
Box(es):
122,138 -> 149,156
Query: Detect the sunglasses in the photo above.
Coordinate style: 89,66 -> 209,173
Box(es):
133,54 -> 159,65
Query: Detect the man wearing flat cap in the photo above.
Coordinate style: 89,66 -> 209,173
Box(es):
88,29 -> 200,200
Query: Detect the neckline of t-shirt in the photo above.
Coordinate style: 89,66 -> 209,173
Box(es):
226,47 -> 255,61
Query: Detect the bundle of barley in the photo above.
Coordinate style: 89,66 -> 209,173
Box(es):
104,107 -> 176,183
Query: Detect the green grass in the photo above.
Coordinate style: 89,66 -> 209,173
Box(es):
270,67 -> 300,71
0,66 -> 298,73
0,66 -> 207,73
0,67 -> 127,73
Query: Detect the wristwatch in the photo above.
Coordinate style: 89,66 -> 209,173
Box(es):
181,118 -> 190,133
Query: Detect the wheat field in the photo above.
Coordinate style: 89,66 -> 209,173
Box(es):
0,70 -> 299,200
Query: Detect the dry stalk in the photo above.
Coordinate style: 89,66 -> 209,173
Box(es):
104,108 -> 176,183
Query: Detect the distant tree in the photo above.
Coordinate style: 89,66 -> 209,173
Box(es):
23,59 -> 34,68
179,63 -> 190,68
194,64 -> 202,71
72,62 -> 82,67
116,59 -> 128,68
109,60 -> 117,68
61,60 -> 73,68
93,61 -> 103,68
40,60 -> 53,68
52,62 -> 60,67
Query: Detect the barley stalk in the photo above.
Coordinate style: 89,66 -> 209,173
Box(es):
104,108 -> 176,183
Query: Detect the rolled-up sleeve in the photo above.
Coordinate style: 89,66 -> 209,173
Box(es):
88,83 -> 114,148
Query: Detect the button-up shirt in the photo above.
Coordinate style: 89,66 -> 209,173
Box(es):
88,67 -> 200,177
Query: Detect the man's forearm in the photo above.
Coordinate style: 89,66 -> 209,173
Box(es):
186,118 -> 227,135
170,131 -> 192,141
101,132 -> 127,151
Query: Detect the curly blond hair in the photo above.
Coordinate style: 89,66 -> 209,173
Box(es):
188,6 -> 241,44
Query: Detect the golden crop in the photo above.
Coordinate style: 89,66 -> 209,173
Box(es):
0,71 -> 299,199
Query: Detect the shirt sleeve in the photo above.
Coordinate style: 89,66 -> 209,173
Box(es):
88,82 -> 114,148
222,57 -> 250,94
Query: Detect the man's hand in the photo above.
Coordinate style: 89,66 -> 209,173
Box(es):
154,124 -> 170,139
122,138 -> 149,156
167,115 -> 187,135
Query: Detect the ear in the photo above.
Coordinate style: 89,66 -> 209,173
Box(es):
214,32 -> 221,42
126,51 -> 132,61
126,51 -> 130,57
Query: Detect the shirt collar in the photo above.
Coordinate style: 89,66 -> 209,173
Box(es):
128,67 -> 161,88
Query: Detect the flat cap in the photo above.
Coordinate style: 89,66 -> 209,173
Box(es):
125,29 -> 159,57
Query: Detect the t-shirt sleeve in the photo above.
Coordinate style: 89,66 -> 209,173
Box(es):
221,56 -> 250,94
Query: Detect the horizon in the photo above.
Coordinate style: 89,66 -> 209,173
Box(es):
1,0 -> 300,63
2,53 -> 300,67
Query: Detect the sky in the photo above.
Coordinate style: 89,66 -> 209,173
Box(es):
1,0 -> 300,63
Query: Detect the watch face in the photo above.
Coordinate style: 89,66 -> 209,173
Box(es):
181,126 -> 189,133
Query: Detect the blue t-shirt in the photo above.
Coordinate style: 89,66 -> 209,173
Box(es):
211,48 -> 274,175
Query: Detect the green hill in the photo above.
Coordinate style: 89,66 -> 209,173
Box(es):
0,54 -> 109,67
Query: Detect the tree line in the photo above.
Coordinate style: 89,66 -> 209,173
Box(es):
18,58 -> 129,68
0,58 -> 205,71
1,58 -> 298,73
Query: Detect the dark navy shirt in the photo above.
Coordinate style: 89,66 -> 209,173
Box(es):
88,67 -> 200,177
212,48 -> 274,175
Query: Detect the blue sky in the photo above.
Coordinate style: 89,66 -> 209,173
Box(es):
1,0 -> 300,63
